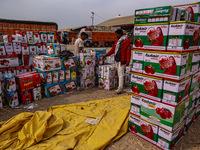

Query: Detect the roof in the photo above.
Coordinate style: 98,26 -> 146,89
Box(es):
97,15 -> 134,27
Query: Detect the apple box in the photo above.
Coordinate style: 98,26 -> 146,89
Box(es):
42,71 -> 52,84
58,70 -> 65,82
33,56 -> 61,72
63,79 -> 77,93
4,90 -> 19,108
184,109 -> 196,134
21,43 -> 29,55
187,94 -> 196,116
162,77 -> 191,106
140,97 -> 186,132
13,42 -> 22,54
104,79 -> 114,90
194,90 -> 199,107
133,23 -> 169,51
103,65 -> 116,80
3,35 -> 13,42
62,56 -> 77,70
33,31 -> 41,43
36,43 -> 43,54
47,32 -> 55,43
42,82 -> 64,98
3,73 -> 16,92
12,35 -> 22,43
190,72 -> 200,95
143,51 -> 188,81
98,78 -> 106,88
130,94 -> 142,117
16,31 -> 27,43
190,51 -> 199,75
129,114 -> 159,145
18,90 -> 32,104
65,69 -> 70,81
131,73 -> 163,101
40,32 -> 48,43
32,86 -> 42,101
41,42 -> 47,54
29,44 -> 37,55
0,55 -> 19,68
46,43 -> 61,57
26,31 -> 34,44
4,42 -> 13,55
167,22 -> 199,52
60,44 -> 66,52
0,43 -> 6,55
131,50 -> 144,73
157,122 -> 185,150
52,70 -> 59,83
70,68 -> 77,80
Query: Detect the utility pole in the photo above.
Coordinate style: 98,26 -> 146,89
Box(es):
91,12 -> 94,26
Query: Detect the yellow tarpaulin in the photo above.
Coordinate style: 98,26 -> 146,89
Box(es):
0,95 -> 131,150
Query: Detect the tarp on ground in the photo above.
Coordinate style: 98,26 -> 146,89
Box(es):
0,95 -> 130,150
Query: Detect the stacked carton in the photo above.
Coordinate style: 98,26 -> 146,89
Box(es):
77,53 -> 96,90
0,83 -> 2,108
130,3 -> 200,150
3,73 -> 19,108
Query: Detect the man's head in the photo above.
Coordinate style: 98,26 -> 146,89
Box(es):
115,29 -> 123,39
80,32 -> 88,40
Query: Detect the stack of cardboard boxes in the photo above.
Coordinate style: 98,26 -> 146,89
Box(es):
130,3 -> 200,150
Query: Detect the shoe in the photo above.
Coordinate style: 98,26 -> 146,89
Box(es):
115,88 -> 123,94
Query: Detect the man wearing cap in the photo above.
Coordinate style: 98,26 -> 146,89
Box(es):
103,29 -> 131,94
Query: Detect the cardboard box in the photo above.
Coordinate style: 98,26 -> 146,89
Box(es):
62,79 -> 77,93
140,97 -> 186,132
16,31 -> 27,43
13,42 -> 22,54
60,44 -> 66,52
4,90 -> 19,108
52,70 -> 59,83
32,86 -> 42,101
4,42 -> 13,55
190,51 -> 199,75
157,122 -> 184,150
162,77 -> 191,106
190,72 -> 200,95
26,31 -> 34,44
187,94 -> 196,116
42,71 -> 52,84
0,42 -> 6,56
130,94 -> 142,117
29,44 -> 37,55
3,73 -> 16,92
194,90 -> 199,107
70,68 -> 77,80
143,51 -> 188,81
46,43 -> 61,57
42,82 -> 64,98
41,42 -> 47,54
40,32 -> 48,43
18,90 -> 32,104
167,22 -> 199,52
33,55 -> 61,72
62,56 -> 77,70
133,23 -> 169,51
184,109 -> 196,134
65,69 -> 70,81
12,35 -> 22,43
21,43 -> 29,55
131,73 -> 163,101
33,31 -> 41,43
104,79 -> 114,90
36,43 -> 43,54
129,114 -> 159,145
0,55 -> 19,68
132,50 -> 144,73
124,74 -> 131,86
58,70 -> 65,82
47,32 -> 55,43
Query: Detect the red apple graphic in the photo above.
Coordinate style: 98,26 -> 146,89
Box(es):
145,65 -> 155,74
0,48 -> 3,52
134,38 -> 143,47
129,124 -> 137,133
132,85 -> 140,94
183,39 -> 190,49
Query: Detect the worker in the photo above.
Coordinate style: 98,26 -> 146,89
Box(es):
74,32 -> 88,56
103,29 -> 131,94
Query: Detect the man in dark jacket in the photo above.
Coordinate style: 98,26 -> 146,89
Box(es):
103,29 -> 131,94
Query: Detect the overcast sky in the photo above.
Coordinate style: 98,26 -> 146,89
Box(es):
0,0 -> 198,29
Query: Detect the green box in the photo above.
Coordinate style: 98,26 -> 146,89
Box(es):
162,77 -> 191,106
133,23 -> 169,51
143,51 -> 188,81
167,21 -> 199,52
190,51 -> 200,75
132,50 -> 144,73
131,73 -> 163,101
157,122 -> 185,150
130,94 -> 142,117
134,15 -> 170,25
140,97 -> 186,132
129,114 -> 159,145
184,109 -> 196,134
190,72 -> 200,95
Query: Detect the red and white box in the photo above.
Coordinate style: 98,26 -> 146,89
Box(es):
4,42 -> 13,55
16,31 -> 27,43
33,31 -> 41,43
13,42 -> 22,54
21,43 -> 29,55
0,42 -> 6,56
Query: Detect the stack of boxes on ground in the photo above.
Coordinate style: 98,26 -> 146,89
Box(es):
89,49 -> 131,90
0,30 -> 57,108
130,2 -> 200,150
34,43 -> 77,98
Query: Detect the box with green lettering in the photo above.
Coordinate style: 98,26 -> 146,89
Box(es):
132,50 -> 144,73
190,72 -> 200,95
140,97 -> 186,132
130,94 -> 142,117
157,121 -> 185,150
190,51 -> 200,75
131,73 -> 163,101
129,114 -> 159,145
143,51 -> 188,81
162,77 -> 191,106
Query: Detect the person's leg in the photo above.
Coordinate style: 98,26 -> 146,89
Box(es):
116,62 -> 124,94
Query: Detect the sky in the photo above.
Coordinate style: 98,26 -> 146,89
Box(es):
0,0 -> 198,29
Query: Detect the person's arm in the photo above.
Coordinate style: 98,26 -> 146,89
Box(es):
103,43 -> 116,60
126,40 -> 131,66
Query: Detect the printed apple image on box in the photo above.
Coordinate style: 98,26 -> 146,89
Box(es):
40,32 -> 48,43
36,43 -> 43,54
52,70 -> 59,83
43,82 -> 63,98
0,42 -> 6,55
13,42 -> 22,54
131,73 -> 163,101
29,44 -> 37,55
103,65 -> 115,80
98,78 -> 106,88
130,94 -> 142,117
129,114 -> 159,145
26,31 -> 34,44
140,97 -> 186,132
174,3 -> 200,22
47,32 -> 55,43
59,70 -> 65,82
41,42 -> 47,54
190,72 -> 200,95
143,51 -> 188,81
63,80 -> 77,92
167,22 -> 199,52
0,56 -> 19,68
133,24 -> 169,51
79,53 -> 93,68
32,86 -> 42,101
162,77 -> 191,106
43,71 -> 52,84
21,43 -> 29,55
46,43 -> 61,57
33,31 -> 41,43
62,56 -> 77,70
4,90 -> 19,108
157,122 -> 185,150
4,42 -> 13,55
132,50 -> 144,73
